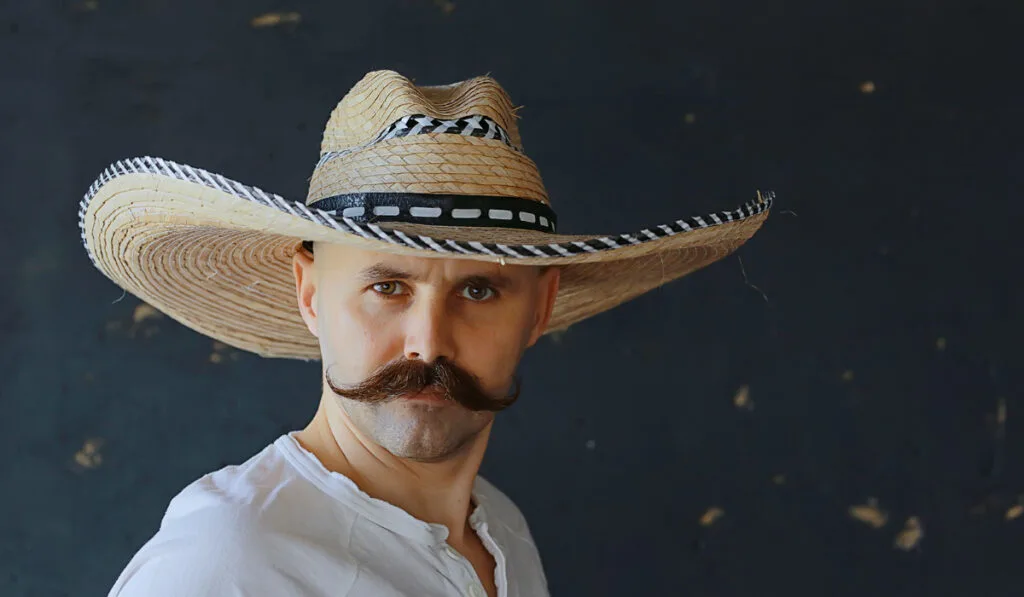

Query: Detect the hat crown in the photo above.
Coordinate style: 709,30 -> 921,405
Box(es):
320,70 -> 524,155
305,70 -> 551,210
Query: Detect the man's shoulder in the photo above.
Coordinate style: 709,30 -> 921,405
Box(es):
157,437 -> 358,541
108,505 -> 359,597
107,439 -> 359,596
162,440 -> 288,519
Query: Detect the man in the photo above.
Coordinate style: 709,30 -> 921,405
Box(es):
79,69 -> 771,596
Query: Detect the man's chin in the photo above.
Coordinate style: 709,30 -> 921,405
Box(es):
388,431 -> 482,462
377,414 -> 486,461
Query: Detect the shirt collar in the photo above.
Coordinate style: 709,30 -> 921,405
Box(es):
275,431 -> 490,545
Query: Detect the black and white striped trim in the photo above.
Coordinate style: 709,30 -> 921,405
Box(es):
78,157 -> 773,267
315,113 -> 521,170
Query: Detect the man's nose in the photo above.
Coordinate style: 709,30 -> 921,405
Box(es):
402,291 -> 456,364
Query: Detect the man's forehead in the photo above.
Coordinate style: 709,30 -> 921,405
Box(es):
316,243 -> 527,279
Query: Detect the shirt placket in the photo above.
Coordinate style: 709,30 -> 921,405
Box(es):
473,521 -> 508,597
439,543 -> 489,597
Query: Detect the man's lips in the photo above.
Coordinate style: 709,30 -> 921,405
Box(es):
404,388 -> 449,403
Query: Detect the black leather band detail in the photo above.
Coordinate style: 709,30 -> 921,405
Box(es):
309,192 -> 558,233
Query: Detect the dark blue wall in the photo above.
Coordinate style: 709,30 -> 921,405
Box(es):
2,0 -> 1021,595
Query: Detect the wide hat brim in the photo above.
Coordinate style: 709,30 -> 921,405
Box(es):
79,156 -> 772,360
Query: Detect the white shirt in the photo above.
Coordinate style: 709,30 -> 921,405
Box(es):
106,431 -> 550,597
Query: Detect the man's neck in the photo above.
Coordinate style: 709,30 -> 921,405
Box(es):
294,399 -> 491,547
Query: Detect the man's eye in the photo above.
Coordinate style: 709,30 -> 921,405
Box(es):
462,285 -> 496,302
372,281 -> 404,296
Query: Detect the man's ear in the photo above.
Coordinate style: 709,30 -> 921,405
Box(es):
526,266 -> 560,348
293,247 -> 319,338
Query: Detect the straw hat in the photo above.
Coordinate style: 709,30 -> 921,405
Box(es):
78,69 -> 773,360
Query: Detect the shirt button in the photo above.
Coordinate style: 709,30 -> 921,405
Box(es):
467,583 -> 486,597
444,545 -> 460,560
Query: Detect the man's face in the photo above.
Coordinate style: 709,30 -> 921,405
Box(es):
293,243 -> 559,462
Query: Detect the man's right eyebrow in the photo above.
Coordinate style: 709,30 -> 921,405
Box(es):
357,264 -> 420,283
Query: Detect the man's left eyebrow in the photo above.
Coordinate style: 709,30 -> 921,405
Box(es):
458,273 -> 515,290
